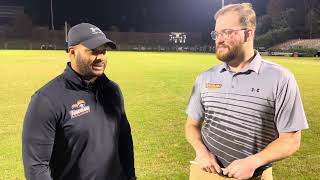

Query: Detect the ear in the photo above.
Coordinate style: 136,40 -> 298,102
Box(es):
68,47 -> 76,59
68,46 -> 77,54
244,29 -> 255,42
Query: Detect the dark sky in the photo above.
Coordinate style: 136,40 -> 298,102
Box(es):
19,0 -> 268,32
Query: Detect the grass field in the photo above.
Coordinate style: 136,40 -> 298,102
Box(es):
0,50 -> 319,180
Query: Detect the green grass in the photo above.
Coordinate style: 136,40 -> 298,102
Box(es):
0,50 -> 319,180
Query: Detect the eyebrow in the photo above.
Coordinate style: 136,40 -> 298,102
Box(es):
84,48 -> 92,52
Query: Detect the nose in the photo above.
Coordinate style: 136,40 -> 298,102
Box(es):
215,37 -> 224,45
95,53 -> 106,61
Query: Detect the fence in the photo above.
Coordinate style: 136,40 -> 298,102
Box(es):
0,28 -> 214,52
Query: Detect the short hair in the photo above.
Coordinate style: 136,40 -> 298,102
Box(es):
214,3 -> 256,28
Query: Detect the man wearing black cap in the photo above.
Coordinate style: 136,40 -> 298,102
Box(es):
22,23 -> 136,180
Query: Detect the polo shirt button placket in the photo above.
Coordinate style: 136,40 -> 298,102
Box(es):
224,71 -> 233,109
231,73 -> 237,89
225,71 -> 233,93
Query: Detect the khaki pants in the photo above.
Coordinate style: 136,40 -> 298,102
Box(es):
189,163 -> 273,180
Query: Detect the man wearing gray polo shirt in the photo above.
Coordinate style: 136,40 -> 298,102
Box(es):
185,3 -> 308,180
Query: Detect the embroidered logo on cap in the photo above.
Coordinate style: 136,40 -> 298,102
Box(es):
90,27 -> 103,34
69,100 -> 90,119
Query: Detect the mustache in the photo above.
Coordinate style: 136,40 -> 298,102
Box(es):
217,44 -> 230,49
92,57 -> 104,64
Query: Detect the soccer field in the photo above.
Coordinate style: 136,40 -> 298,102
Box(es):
0,50 -> 319,180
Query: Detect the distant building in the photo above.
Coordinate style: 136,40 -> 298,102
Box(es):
0,6 -> 24,25
0,0 -> 25,38
0,0 -> 24,31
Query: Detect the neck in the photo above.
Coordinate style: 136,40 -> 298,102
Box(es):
228,48 -> 255,73
80,74 -> 98,84
87,77 -> 98,83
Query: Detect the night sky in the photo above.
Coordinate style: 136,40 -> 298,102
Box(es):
18,0 -> 268,32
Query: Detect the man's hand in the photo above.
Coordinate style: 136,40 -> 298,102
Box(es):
194,148 -> 221,174
223,156 -> 260,180
185,116 -> 221,174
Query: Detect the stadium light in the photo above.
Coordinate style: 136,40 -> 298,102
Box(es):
65,21 -> 68,42
50,0 -> 54,30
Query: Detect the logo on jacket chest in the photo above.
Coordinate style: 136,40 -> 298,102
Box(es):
69,100 -> 90,119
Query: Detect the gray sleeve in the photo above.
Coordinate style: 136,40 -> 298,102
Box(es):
274,72 -> 308,133
186,75 -> 205,121
22,92 -> 56,180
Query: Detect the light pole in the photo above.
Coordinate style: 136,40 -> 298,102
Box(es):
50,0 -> 54,30
222,0 -> 224,7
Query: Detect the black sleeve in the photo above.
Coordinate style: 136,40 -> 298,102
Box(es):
22,92 -> 57,180
118,89 -> 136,179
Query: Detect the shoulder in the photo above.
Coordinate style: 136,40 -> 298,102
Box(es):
98,77 -> 123,102
27,75 -> 65,116
107,80 -> 121,90
100,78 -> 122,94
33,75 -> 65,101
260,59 -> 295,82
97,78 -> 124,112
196,63 -> 224,82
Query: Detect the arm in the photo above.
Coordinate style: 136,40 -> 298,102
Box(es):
118,90 -> 135,180
223,131 -> 301,179
22,93 -> 56,180
253,131 -> 300,166
185,116 -> 221,173
185,75 -> 221,173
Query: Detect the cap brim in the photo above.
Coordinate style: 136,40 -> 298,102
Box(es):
81,36 -> 117,50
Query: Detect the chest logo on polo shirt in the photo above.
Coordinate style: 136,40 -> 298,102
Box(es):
69,100 -> 91,119
251,88 -> 260,92
206,83 -> 222,90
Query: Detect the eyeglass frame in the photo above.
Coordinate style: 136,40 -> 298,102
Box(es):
210,28 -> 248,40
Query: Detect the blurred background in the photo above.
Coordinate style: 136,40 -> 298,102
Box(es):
0,1 -> 319,179
0,0 -> 319,56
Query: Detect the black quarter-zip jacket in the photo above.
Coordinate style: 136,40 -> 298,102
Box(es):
22,63 -> 135,180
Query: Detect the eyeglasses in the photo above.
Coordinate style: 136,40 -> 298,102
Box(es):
211,29 -> 247,40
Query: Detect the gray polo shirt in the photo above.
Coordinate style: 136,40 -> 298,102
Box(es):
186,51 -> 308,169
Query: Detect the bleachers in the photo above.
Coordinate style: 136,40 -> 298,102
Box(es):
271,39 -> 320,50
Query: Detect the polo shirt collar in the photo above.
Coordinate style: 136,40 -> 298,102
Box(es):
242,51 -> 262,74
219,63 -> 229,73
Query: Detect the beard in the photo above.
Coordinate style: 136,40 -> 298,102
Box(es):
75,55 -> 105,80
216,43 -> 243,63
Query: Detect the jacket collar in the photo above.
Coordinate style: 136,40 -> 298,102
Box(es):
62,62 -> 109,90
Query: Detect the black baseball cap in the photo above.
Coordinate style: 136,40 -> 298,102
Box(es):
67,23 -> 116,51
